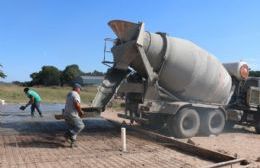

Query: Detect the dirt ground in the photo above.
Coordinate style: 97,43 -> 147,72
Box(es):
102,109 -> 260,168
192,127 -> 260,167
0,104 -> 259,167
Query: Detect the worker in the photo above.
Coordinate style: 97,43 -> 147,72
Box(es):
125,73 -> 143,124
63,83 -> 85,148
20,87 -> 43,117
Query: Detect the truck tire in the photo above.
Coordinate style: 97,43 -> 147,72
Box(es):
200,109 -> 225,135
167,108 -> 200,138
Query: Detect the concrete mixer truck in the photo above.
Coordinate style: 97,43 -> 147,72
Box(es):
92,20 -> 260,138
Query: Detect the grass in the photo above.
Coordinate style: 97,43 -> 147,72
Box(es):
0,84 -> 125,111
0,84 -> 98,104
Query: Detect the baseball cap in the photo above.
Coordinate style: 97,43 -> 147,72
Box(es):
73,83 -> 82,89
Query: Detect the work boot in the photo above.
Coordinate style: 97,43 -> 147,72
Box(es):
63,131 -> 72,143
70,139 -> 78,148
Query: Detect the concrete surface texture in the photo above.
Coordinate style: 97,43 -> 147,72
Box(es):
0,104 -> 213,168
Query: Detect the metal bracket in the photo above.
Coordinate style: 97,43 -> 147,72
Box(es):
136,45 -> 158,83
136,22 -> 145,46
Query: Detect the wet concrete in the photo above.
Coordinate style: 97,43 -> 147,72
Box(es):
0,104 -> 114,135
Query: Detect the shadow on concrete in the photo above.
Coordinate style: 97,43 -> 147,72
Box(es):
4,118 -> 118,149
8,138 -> 66,148
1,118 -> 116,134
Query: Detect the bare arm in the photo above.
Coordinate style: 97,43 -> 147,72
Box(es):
74,101 -> 84,117
25,96 -> 34,108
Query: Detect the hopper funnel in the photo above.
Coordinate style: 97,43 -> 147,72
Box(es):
108,20 -> 140,42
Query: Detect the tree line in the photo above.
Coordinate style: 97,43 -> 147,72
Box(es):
10,64 -> 105,86
249,70 -> 260,77
28,64 -> 105,86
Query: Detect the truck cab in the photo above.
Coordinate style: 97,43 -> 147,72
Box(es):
227,77 -> 260,133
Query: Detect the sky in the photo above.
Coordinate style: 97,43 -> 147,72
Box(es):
0,0 -> 259,82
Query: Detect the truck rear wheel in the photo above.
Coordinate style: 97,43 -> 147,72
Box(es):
200,109 -> 225,135
167,108 -> 200,138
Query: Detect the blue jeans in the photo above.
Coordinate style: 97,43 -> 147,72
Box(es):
64,115 -> 85,140
31,102 -> 42,116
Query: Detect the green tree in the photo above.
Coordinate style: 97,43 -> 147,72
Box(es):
61,64 -> 83,85
40,66 -> 61,86
0,64 -> 7,79
85,70 -> 105,76
31,66 -> 61,86
249,70 -> 260,77
30,72 -> 41,85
